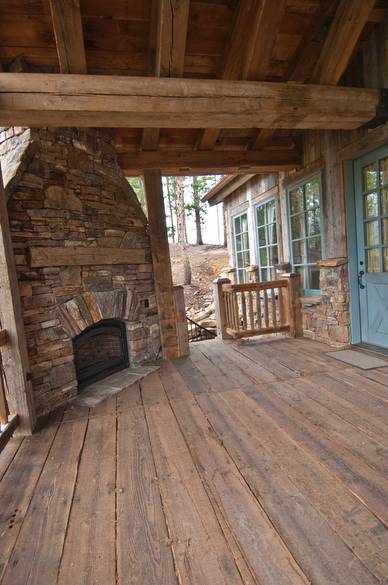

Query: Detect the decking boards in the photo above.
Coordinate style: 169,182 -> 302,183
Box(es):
0,337 -> 387,584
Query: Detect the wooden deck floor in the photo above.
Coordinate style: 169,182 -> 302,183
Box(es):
1,336 -> 388,584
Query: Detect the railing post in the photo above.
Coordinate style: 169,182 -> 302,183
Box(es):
285,273 -> 303,337
173,285 -> 189,357
213,277 -> 231,339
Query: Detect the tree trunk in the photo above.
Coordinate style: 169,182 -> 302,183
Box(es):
165,177 -> 176,243
194,207 -> 203,245
176,176 -> 187,249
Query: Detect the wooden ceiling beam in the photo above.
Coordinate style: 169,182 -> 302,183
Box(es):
198,0 -> 264,150
311,0 -> 376,85
0,74 -> 379,130
49,0 -> 87,74
118,148 -> 302,176
141,0 -> 190,151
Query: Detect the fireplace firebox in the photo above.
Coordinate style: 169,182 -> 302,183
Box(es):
73,320 -> 129,389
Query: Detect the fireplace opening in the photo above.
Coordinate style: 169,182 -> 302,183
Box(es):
73,319 -> 129,389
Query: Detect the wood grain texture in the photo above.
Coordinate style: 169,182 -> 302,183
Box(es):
0,74 -> 379,130
1,337 -> 388,584
29,246 -> 146,267
49,0 -> 87,74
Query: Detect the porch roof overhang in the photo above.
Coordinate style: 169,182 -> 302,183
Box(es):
0,0 -> 386,177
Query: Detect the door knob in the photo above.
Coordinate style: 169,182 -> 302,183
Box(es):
358,270 -> 365,289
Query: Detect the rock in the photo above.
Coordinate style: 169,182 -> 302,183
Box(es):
44,185 -> 82,212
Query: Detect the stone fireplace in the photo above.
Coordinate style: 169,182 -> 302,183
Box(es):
1,126 -> 160,417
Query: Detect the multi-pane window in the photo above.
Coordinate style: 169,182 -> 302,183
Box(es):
289,175 -> 322,293
233,212 -> 250,283
362,155 -> 388,272
255,198 -> 278,281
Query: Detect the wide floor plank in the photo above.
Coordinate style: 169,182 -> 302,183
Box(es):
1,336 -> 387,584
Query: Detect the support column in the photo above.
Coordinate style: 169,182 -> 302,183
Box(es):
143,169 -> 181,359
0,168 -> 36,433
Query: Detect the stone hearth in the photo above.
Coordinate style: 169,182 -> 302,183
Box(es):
1,126 -> 160,416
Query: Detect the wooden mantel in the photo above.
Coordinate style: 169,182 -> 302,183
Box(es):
0,74 -> 379,130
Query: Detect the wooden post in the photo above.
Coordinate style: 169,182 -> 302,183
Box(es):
284,273 -> 303,337
0,169 -> 36,433
213,277 -> 231,339
143,169 -> 181,359
173,285 -> 189,357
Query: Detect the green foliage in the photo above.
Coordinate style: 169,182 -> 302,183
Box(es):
127,177 -> 146,212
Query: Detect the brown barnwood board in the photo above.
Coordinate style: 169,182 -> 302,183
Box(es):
0,170 -> 35,432
312,0 -> 376,85
49,0 -> 87,74
29,246 -> 145,267
141,372 -> 245,584
143,170 -> 179,359
215,387 -> 388,582
116,385 -> 177,585
196,389 -> 381,585
142,0 -> 190,150
0,411 -> 61,580
57,399 -> 116,585
0,434 -> 23,481
158,362 -> 310,585
0,74 -> 379,129
265,377 -> 388,477
243,382 -> 388,526
1,409 -> 88,585
0,329 -> 7,347
120,148 -> 301,175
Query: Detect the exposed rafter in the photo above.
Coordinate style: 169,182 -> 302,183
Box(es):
312,0 -> 376,85
0,74 -> 379,130
118,148 -> 302,176
198,0 -> 264,150
141,0 -> 190,151
49,0 -> 87,74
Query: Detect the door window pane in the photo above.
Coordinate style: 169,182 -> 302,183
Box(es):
363,162 -> 378,192
256,199 -> 279,282
365,221 -> 379,246
380,157 -> 388,187
381,188 -> 388,216
367,248 -> 380,272
289,175 -> 322,292
233,213 -> 250,283
384,248 -> 388,272
364,192 -> 378,218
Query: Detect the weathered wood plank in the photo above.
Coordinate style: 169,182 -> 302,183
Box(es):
212,387 -> 388,583
196,389 -> 382,585
29,246 -> 145,267
141,372 -> 246,584
1,409 -> 88,585
57,399 -> 116,585
0,170 -> 35,432
143,170 -> 179,359
312,0 -> 376,85
116,385 -> 177,585
0,74 -> 379,130
0,411 -> 62,580
159,362 -> 310,585
49,0 -> 87,74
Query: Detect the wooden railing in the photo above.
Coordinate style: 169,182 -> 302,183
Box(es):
214,273 -> 302,340
0,328 -> 18,450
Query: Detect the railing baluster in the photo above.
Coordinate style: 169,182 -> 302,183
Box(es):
233,291 -> 239,331
241,291 -> 247,330
256,290 -> 262,329
263,289 -> 269,328
271,287 -> 277,328
278,287 -> 284,326
248,291 -> 254,330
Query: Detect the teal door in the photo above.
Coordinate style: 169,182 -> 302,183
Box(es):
354,146 -> 388,348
